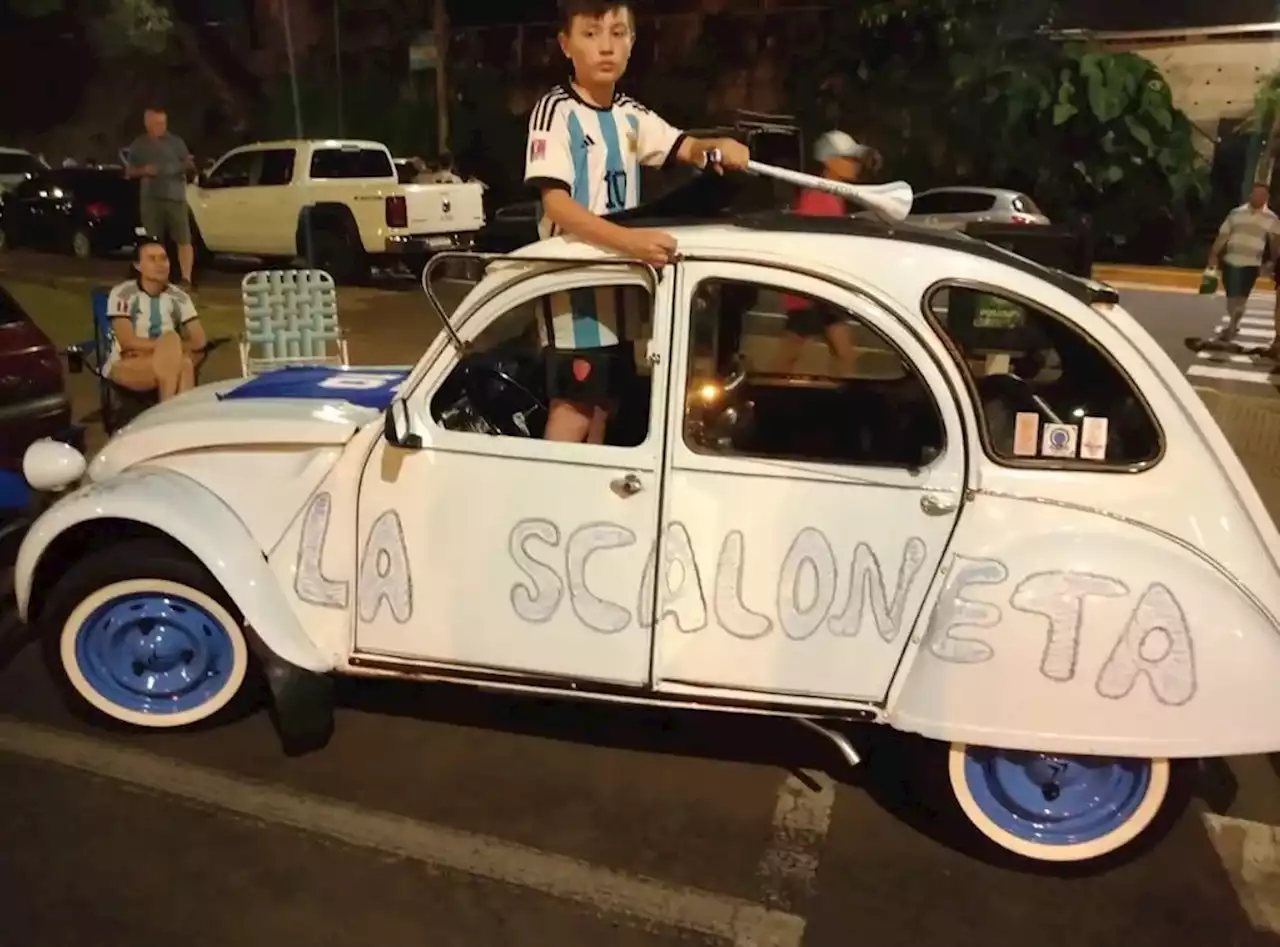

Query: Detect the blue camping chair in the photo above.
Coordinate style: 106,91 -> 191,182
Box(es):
65,287 -> 230,434
239,269 -> 348,377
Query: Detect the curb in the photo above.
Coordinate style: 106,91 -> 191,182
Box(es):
1093,265 -> 1277,293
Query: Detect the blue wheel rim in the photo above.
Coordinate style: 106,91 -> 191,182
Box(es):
962,747 -> 1153,846
74,589 -> 236,717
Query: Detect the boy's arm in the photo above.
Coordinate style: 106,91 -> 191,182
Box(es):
632,106 -> 750,171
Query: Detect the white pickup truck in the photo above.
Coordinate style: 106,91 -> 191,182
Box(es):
186,139 -> 485,282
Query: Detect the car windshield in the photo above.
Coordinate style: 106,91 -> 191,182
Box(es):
0,152 -> 43,176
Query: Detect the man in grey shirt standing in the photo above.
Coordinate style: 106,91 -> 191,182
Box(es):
126,107 -> 197,286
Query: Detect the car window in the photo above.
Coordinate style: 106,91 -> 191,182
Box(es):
0,284 -> 29,326
913,191 -> 995,214
429,281 -> 654,446
0,152 -> 43,176
1010,194 -> 1043,215
927,284 -> 1161,469
206,151 -> 255,188
255,149 -> 296,186
309,147 -> 393,180
682,278 -> 944,468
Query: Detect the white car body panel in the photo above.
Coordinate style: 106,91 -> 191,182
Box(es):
14,467 -> 334,672
17,225 -> 1280,760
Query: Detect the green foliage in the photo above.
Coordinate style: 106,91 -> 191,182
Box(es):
784,0 -> 1210,261
12,0 -> 174,57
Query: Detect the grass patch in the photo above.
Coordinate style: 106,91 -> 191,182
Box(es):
6,279 -> 243,347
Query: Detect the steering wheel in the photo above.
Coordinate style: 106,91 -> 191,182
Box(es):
976,372 -> 1059,424
461,363 -> 547,438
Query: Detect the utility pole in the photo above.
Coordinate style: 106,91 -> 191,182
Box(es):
434,0 -> 449,153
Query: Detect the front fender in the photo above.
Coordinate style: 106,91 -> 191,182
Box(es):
14,467 -> 334,673
888,499 -> 1280,759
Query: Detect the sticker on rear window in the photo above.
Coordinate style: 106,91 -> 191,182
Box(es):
1080,416 -> 1108,460
1013,412 -> 1039,456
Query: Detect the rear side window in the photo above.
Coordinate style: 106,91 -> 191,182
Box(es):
0,285 -> 28,326
0,152 -> 42,175
926,284 -> 1162,469
1011,194 -> 1043,215
309,147 -> 393,180
913,191 -> 996,214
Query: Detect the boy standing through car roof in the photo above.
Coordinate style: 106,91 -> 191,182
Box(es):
524,0 -> 751,444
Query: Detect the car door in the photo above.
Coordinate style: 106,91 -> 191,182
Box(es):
235,147 -> 299,255
353,261 -> 673,687
187,149 -> 258,252
651,261 -> 967,703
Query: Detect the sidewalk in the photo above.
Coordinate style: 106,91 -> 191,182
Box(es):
1198,387 -> 1280,518
1094,264 -> 1277,292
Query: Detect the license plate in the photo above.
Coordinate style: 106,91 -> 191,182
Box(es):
426,236 -> 453,250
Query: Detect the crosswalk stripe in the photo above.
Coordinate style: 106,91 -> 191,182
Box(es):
1217,317 -> 1273,331
1196,352 -> 1262,364
1204,814 -> 1280,935
1187,364 -> 1280,383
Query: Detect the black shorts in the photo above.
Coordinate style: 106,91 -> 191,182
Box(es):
785,304 -> 842,338
545,343 -> 635,409
1222,263 -> 1261,300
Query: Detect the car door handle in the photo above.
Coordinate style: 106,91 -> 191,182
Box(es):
610,473 -> 644,498
920,492 -> 957,515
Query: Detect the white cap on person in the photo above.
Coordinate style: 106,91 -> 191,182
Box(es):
814,130 -> 868,163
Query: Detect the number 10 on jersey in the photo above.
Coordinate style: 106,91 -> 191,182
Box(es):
604,170 -> 627,212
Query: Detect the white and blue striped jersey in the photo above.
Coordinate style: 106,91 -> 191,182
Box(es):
537,286 -> 649,350
524,85 -> 682,349
105,279 -> 198,369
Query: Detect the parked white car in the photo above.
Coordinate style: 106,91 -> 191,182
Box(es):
17,212 -> 1280,869
187,139 -> 486,282
0,147 -> 48,195
907,186 -> 1050,229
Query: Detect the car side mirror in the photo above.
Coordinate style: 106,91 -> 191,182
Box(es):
384,398 -> 423,449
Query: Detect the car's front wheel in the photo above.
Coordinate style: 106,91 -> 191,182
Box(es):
945,741 -> 1186,866
43,539 -> 253,729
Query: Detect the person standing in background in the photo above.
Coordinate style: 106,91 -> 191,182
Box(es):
126,107 -> 197,288
1206,182 -> 1278,347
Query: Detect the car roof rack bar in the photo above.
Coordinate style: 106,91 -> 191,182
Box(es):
421,251 -> 661,353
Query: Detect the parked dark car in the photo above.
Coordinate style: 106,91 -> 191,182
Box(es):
0,281 -> 82,556
0,167 -> 141,258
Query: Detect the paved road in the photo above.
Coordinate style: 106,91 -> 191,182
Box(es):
1119,284 -> 1280,399
2,250 -> 1280,946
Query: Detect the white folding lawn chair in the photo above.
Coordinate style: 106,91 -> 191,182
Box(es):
239,268 -> 349,377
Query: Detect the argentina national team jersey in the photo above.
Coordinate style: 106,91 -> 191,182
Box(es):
525,84 -> 686,240
104,279 -> 198,369
524,84 -> 684,349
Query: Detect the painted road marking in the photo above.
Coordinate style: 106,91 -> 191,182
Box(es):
0,717 -> 805,947
755,770 -> 835,913
1205,813 -> 1280,934
1187,365 -> 1280,384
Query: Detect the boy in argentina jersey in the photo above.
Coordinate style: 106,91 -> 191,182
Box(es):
525,0 -> 751,443
106,237 -> 207,401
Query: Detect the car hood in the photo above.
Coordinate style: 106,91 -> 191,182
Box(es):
88,365 -> 410,480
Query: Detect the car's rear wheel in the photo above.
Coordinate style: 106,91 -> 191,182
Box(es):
946,742 -> 1183,865
43,539 -> 253,729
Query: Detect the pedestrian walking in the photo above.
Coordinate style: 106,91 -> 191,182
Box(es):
125,107 -> 197,288
1206,182 -> 1279,350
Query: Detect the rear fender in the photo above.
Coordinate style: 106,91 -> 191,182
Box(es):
887,508 -> 1280,759
14,467 -> 334,673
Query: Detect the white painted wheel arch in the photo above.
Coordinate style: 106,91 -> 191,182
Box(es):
60,578 -> 249,728
15,467 -> 335,672
947,742 -> 1171,863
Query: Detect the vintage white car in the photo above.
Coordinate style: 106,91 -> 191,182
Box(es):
15,212 -> 1280,870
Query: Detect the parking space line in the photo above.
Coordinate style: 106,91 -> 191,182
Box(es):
1204,813 -> 1280,935
755,770 -> 835,913
0,718 -> 805,947
1187,364 -> 1280,384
